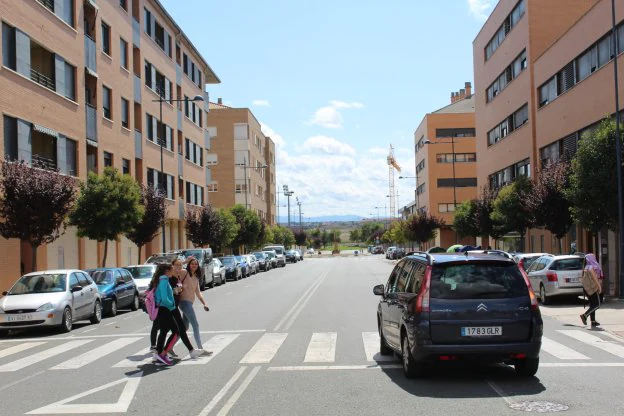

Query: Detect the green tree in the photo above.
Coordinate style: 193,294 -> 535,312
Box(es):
70,168 -> 143,267
349,229 -> 360,242
212,208 -> 239,253
0,160 -> 77,271
126,185 -> 166,263
490,175 -> 535,250
310,228 -> 321,238
321,229 -> 329,248
405,212 -> 445,246
229,204 -> 262,252
566,119 -> 618,233
384,220 -> 407,245
453,200 -> 479,239
294,230 -> 307,247
475,186 -> 498,239
185,204 -> 220,248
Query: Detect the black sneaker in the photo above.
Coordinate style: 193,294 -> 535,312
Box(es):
591,321 -> 601,327
580,315 -> 588,326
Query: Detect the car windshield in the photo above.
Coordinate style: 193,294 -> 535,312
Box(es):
521,256 -> 541,269
236,256 -> 245,262
125,266 -> 155,280
253,253 -> 265,259
266,247 -> 284,254
221,257 -> 235,265
89,270 -> 114,285
146,254 -> 178,264
265,252 -> 275,258
430,262 -> 528,299
551,258 -> 583,271
180,250 -> 203,260
8,273 -> 67,295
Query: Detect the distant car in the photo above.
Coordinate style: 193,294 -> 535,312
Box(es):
295,250 -> 303,261
263,245 -> 287,267
235,255 -> 251,278
246,255 -> 259,274
176,248 -> 213,289
219,256 -> 242,281
211,258 -> 227,286
386,247 -> 396,259
253,252 -> 270,271
124,264 -> 156,303
525,255 -> 584,305
0,270 -> 102,334
145,252 -> 180,265
86,268 -> 139,316
307,248 -> 315,255
264,251 -> 278,268
513,253 -> 550,273
285,250 -> 298,263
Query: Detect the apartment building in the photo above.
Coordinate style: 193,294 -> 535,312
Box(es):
0,0 -> 219,287
413,84 -> 478,248
207,99 -> 277,225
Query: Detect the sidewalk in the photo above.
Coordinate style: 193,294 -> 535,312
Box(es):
539,297 -> 624,339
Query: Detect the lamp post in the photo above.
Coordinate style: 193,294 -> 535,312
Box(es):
152,92 -> 204,253
399,175 -> 419,216
283,185 -> 294,227
296,197 -> 303,231
236,158 -> 268,210
425,138 -> 458,243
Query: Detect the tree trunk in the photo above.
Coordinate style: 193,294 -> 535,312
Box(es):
558,237 -> 562,255
31,243 -> 38,273
137,245 -> 142,264
102,240 -> 108,267
519,233 -> 526,252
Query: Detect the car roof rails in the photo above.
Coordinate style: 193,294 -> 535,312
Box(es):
408,251 -> 434,264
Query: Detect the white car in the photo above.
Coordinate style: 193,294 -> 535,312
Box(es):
307,248 -> 315,255
124,264 -> 157,302
525,255 -> 585,305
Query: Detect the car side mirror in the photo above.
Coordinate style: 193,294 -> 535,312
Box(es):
373,284 -> 385,296
71,285 -> 82,293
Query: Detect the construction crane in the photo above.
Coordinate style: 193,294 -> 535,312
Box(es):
387,144 -> 401,220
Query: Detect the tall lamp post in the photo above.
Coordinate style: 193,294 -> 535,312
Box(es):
296,197 -> 303,231
425,138 -> 458,243
399,174 -> 418,216
283,185 -> 294,227
236,158 -> 268,210
153,91 -> 204,253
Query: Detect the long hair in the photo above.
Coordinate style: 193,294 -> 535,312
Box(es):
187,258 -> 201,278
149,263 -> 172,290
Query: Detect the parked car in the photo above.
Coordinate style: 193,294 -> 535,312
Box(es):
525,255 -> 584,305
245,255 -> 258,275
124,264 -> 157,303
263,245 -> 287,267
86,268 -> 139,316
285,250 -> 299,263
513,253 -> 550,273
235,255 -> 252,278
253,252 -> 270,271
145,252 -> 180,265
386,247 -> 396,259
210,258 -> 226,286
176,248 -> 214,289
373,252 -> 542,378
0,270 -> 102,334
264,250 -> 278,268
219,256 -> 242,281
295,250 -> 303,261
307,248 -> 315,255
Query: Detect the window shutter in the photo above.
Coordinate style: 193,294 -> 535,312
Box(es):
166,126 -> 172,150
165,78 -> 171,102
195,144 -> 201,164
163,31 -> 170,56
64,62 -> 75,100
151,66 -> 157,93
152,117 -> 158,142
56,135 -> 67,175
167,175 -> 173,199
54,54 -> 65,96
15,29 -> 30,78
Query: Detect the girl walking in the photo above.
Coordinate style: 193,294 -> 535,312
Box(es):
580,253 -> 603,328
152,263 -> 178,366
179,257 -> 212,355
170,259 -> 204,358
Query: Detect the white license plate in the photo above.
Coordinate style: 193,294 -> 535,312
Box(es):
7,314 -> 33,322
461,326 -> 502,336
567,277 -> 580,283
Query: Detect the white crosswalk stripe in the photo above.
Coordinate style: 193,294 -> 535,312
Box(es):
0,340 -> 93,372
112,346 -> 153,368
51,337 -> 142,370
559,330 -> 624,359
362,332 -> 395,362
540,336 -> 589,360
304,332 -> 337,363
240,333 -> 287,364
0,342 -> 46,359
179,334 -> 239,365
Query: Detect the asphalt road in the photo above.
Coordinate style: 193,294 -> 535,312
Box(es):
0,255 -> 623,415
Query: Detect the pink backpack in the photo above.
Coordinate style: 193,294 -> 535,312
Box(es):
144,289 -> 159,321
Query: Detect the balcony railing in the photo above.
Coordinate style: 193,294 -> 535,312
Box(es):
84,35 -> 97,73
36,0 -> 54,13
30,68 -> 55,91
86,104 -> 97,143
32,154 -> 57,171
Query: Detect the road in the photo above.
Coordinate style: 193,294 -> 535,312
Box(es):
0,255 -> 623,415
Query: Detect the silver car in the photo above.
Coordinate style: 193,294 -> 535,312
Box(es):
0,269 -> 102,334
526,255 -> 584,304
124,264 -> 157,302
211,258 -> 227,286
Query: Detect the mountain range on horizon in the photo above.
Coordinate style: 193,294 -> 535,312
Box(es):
276,214 -> 366,224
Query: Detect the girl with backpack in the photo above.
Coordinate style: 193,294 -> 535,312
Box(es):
179,257 -> 211,355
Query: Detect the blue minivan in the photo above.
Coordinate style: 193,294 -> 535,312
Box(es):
86,268 -> 139,317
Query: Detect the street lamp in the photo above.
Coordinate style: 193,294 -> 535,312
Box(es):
283,185 -> 294,227
425,138 -> 458,243
152,91 -> 204,253
236,158 -> 268,210
399,175 -> 418,216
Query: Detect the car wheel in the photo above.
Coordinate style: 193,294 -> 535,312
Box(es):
540,285 -> 550,305
60,307 -> 72,333
221,274 -> 227,285
109,299 -> 118,317
515,357 -> 539,377
131,294 -> 139,311
0,329 -> 8,337
90,301 -> 102,324
379,322 -> 392,356
401,334 -> 425,379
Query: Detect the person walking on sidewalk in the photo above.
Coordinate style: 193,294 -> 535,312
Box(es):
580,253 -> 602,328
153,263 -> 178,366
179,257 -> 212,356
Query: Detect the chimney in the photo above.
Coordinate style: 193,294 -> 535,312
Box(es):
465,81 -> 472,97
450,92 -> 455,103
459,89 -> 466,100
217,97 -> 223,105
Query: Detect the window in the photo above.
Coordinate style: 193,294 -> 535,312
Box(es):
539,77 -> 557,107
436,128 -> 475,138
119,0 -> 127,10
185,138 -> 203,165
484,0 -> 525,60
144,8 -> 152,36
417,183 -> 426,195
438,203 -> 456,213
120,38 -> 128,69
437,178 -> 477,188
436,153 -> 476,163
64,62 -> 76,100
429,263 -> 528,299
2,23 -> 16,70
185,182 -> 204,206
103,86 -> 112,119
182,52 -> 203,88
207,182 -> 218,192
487,50 -> 527,103
235,184 -> 245,193
122,158 -> 130,175
104,151 -> 113,167
489,158 -> 531,189
36,0 -> 74,27
121,98 -> 129,128
147,168 -> 174,200
101,22 -> 111,55
487,104 -> 528,146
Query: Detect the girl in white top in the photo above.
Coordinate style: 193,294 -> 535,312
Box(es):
179,257 -> 211,354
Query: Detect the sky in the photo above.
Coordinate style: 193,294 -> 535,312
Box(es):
160,0 -> 496,220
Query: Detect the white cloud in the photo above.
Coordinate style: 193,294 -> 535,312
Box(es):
302,136 -> 356,157
467,0 -> 495,20
260,122 -> 285,149
307,101 -> 365,129
252,99 -> 271,107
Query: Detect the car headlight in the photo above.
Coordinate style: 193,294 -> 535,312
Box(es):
36,303 -> 55,312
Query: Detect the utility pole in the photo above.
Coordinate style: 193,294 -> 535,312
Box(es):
283,185 -> 294,227
296,197 -> 302,231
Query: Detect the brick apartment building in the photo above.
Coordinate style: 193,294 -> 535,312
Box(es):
412,83 -> 478,248
207,99 -> 277,226
0,0 -> 220,290
474,0 -> 624,295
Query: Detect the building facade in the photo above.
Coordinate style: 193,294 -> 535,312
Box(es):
413,84 -> 478,248
0,0 -> 219,290
207,100 -> 277,226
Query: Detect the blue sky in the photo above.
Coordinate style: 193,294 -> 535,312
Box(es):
161,0 -> 496,219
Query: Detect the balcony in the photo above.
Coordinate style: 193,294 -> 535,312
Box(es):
86,104 -> 97,144
32,154 -> 57,171
36,0 -> 54,13
84,35 -> 97,74
30,68 -> 55,91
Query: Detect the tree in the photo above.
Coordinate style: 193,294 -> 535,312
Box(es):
528,162 -> 573,252
474,186 -> 498,239
0,160 -> 77,271
126,185 -> 166,263
229,204 -> 262,251
349,229 -> 360,242
490,175 -> 535,251
212,208 -> 239,253
70,168 -> 143,267
566,119 -> 618,233
453,200 -> 479,238
270,225 -> 295,247
294,230 -> 307,247
405,212 -> 445,246
321,229 -> 329,248
185,204 -> 220,248
384,220 -> 407,245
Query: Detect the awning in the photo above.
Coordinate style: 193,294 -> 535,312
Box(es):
85,67 -> 98,78
32,124 -> 59,138
84,0 -> 99,11
86,139 -> 98,147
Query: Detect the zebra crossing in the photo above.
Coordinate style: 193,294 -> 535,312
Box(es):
0,329 -> 623,374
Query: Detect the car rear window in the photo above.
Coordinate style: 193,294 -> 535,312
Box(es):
550,258 -> 583,271
430,262 -> 528,299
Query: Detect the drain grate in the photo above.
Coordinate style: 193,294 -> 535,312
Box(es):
509,401 -> 569,412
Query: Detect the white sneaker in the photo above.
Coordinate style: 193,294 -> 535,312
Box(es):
189,349 -> 202,359
199,349 -> 213,357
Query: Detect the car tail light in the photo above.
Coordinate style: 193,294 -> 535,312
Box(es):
519,266 -> 539,311
415,266 -> 432,313
546,272 -> 558,282
510,353 -> 526,359
518,259 -> 525,271
439,355 -> 458,361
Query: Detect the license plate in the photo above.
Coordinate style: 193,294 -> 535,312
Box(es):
7,314 -> 33,322
461,326 -> 502,336
567,277 -> 580,283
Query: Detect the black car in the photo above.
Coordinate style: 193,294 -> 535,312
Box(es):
374,252 -> 542,378
219,256 -> 242,281
253,252 -> 270,271
285,250 -> 298,263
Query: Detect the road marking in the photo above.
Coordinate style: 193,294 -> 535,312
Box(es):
226,292 -> 233,296
51,337 -> 142,370
273,270 -> 328,332
216,366 -> 261,416
600,331 -> 624,343
26,371 -> 142,414
304,332 -> 337,363
0,340 -> 93,372
113,347 -> 152,368
179,334 -> 239,366
0,342 -> 46,359
486,380 -> 513,405
540,336 -> 589,360
197,367 -> 247,416
559,330 -> 624,358
0,370 -> 45,392
123,315 -> 134,320
80,328 -> 98,333
362,332 -> 396,362
240,333 -> 287,364
104,321 -> 117,327
267,364 -> 403,372
541,362 -> 624,367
